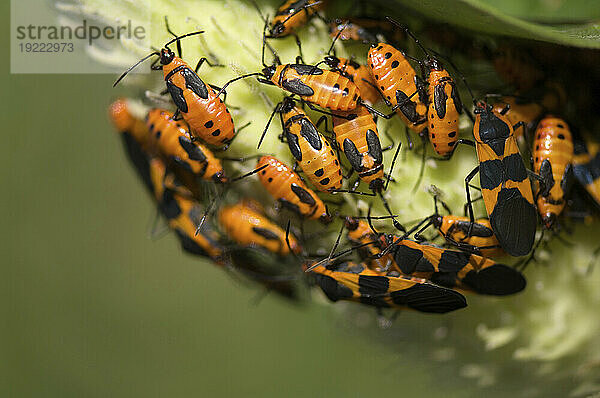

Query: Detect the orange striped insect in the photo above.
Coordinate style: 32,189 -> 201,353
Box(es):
146,109 -> 227,183
331,107 -> 385,191
219,199 -> 302,256
366,42 -> 428,134
533,116 -> 574,228
305,261 -> 467,313
148,157 -> 225,261
267,0 -> 325,38
113,20 -> 240,148
309,215 -> 525,295
412,195 -> 504,258
256,156 -> 331,223
465,101 -> 537,257
262,97 -> 343,192
344,216 -> 393,272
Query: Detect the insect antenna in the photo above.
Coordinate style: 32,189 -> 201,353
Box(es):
216,73 -> 265,97
285,220 -> 302,261
304,239 -> 378,272
326,20 -> 349,56
411,135 -> 427,193
323,222 -> 347,269
385,16 -> 431,59
113,52 -> 160,87
250,0 -> 269,26
384,139 -> 402,191
163,30 -> 206,50
230,164 -> 269,182
163,16 -> 183,57
258,100 -> 283,149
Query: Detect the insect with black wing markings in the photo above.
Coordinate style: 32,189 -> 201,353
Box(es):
305,261 -> 467,313
464,101 -> 538,257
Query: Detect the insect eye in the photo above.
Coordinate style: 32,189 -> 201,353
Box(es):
271,23 -> 284,36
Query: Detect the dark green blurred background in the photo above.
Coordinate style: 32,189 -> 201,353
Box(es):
2,2 -> 468,396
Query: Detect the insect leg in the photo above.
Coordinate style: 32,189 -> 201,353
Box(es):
361,78 -> 392,106
411,134 -> 427,193
293,34 -> 304,64
258,101 -> 282,149
324,222 -> 347,266
413,217 -> 434,241
463,195 -> 483,216
193,57 -> 225,73
384,140 -> 402,191
304,102 -> 353,119
315,115 -> 329,131
464,165 -> 480,236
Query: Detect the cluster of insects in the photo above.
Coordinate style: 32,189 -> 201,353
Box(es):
109,0 -> 600,316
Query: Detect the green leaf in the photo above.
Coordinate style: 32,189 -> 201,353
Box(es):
397,0 -> 600,48
477,0 -> 600,23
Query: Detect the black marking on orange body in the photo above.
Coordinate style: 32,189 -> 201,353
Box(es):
387,238 -> 526,295
478,111 -> 511,155
181,68 -> 208,99
159,189 -> 182,220
278,198 -> 302,215
178,136 -> 207,162
166,81 -> 187,113
395,90 -> 420,123
287,131 -> 303,161
433,84 -> 447,118
309,263 -> 468,312
366,129 -> 382,163
119,133 -> 153,194
479,153 -> 528,190
252,226 -> 281,241
291,183 -> 316,205
449,220 -> 494,237
391,244 -> 435,274
291,64 -> 324,75
174,229 -> 208,256
314,274 -> 354,301
344,138 -> 363,171
283,78 -> 315,96
300,119 -> 322,150
489,187 -> 537,256
450,84 -> 462,114
461,264 -> 526,295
